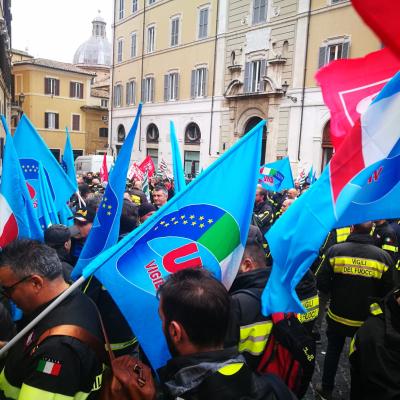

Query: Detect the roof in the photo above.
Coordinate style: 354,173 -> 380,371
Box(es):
13,58 -> 96,76
91,88 -> 109,98
11,48 -> 33,58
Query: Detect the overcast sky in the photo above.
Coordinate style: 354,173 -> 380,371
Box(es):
11,0 -> 114,63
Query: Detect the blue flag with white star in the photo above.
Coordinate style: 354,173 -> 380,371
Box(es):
71,104 -> 143,279
78,120 -> 264,371
13,115 -> 76,218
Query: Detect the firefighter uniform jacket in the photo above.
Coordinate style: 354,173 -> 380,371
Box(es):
317,232 -> 395,337
350,289 -> 400,400
0,290 -> 104,400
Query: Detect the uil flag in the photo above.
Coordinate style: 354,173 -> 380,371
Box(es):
79,120 -> 264,370
170,121 -> 186,193
100,153 -> 109,183
262,72 -> 400,315
258,157 -> 294,192
62,128 -> 78,191
127,163 -> 144,181
0,116 -> 43,248
139,155 -> 155,178
71,104 -> 143,279
316,48 -> 400,150
13,115 -> 76,216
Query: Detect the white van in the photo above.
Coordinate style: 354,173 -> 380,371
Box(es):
75,155 -> 114,175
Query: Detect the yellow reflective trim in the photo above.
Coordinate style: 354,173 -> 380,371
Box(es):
396,259 -> 400,271
370,302 -> 383,316
297,295 -> 319,323
19,384 -> 91,400
382,244 -> 398,252
349,336 -> 356,357
332,257 -> 388,279
0,368 -> 20,399
238,321 -> 272,356
327,308 -> 363,327
336,227 -> 351,243
109,337 -> 138,351
218,362 -> 244,376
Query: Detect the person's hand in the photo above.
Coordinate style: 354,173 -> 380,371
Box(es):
112,356 -> 156,400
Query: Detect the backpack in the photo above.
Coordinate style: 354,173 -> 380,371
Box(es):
235,289 -> 316,399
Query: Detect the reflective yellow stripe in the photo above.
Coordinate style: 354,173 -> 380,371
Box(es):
336,227 -> 350,243
396,259 -> 400,271
327,308 -> 363,327
218,363 -> 244,376
331,257 -> 388,279
238,321 -> 272,356
19,384 -> 91,400
298,295 -> 319,323
349,336 -> 356,356
382,244 -> 398,252
0,368 -> 20,399
109,337 -> 138,351
370,303 -> 383,316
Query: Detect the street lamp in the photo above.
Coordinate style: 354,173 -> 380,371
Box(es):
281,81 -> 297,103
18,92 -> 25,106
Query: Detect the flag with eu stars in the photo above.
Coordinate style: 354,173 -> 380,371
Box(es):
79,120 -> 264,371
71,104 -> 143,279
13,114 -> 76,215
170,121 -> 186,193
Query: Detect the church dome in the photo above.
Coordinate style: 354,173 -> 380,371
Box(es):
73,13 -> 111,67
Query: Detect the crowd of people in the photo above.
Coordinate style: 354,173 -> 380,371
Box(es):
0,172 -> 399,400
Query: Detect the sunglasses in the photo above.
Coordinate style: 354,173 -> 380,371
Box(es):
0,275 -> 33,298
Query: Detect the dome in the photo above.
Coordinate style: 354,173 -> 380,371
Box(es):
73,13 -> 111,67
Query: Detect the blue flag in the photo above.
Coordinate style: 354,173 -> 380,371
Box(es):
13,115 -> 76,215
62,128 -> 78,191
0,116 -> 43,247
306,166 -> 316,185
79,120 -> 264,371
258,157 -> 294,191
262,72 -> 400,314
170,121 -> 186,193
71,104 -> 143,279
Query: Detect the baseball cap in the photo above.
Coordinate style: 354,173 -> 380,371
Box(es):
74,206 -> 96,224
44,224 -> 71,247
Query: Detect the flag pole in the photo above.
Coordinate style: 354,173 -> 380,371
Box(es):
0,276 -> 86,357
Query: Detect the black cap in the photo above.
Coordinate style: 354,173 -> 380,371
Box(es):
138,203 -> 157,218
74,206 -> 96,224
246,225 -> 264,248
44,224 -> 71,247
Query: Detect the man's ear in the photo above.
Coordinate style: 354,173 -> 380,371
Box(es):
30,275 -> 44,293
169,321 -> 183,344
239,257 -> 254,273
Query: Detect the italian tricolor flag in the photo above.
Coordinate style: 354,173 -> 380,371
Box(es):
37,359 -> 62,376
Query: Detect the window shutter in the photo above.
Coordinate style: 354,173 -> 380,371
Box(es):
164,74 -> 169,101
132,82 -> 136,104
191,70 -> 196,98
55,80 -> 60,96
203,69 -> 208,97
69,82 -> 74,97
151,78 -> 155,102
126,82 -> 130,104
244,62 -> 251,93
260,59 -> 267,91
342,41 -> 350,59
44,112 -> 49,128
44,78 -> 49,95
55,114 -> 59,129
80,83 -> 84,99
318,46 -> 327,69
175,73 -> 179,100
141,79 -> 146,102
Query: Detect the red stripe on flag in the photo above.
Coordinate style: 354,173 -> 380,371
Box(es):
0,214 -> 18,249
51,363 -> 62,376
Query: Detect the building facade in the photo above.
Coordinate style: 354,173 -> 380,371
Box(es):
110,0 -> 228,175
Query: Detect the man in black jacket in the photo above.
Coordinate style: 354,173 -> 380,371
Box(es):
316,222 -> 395,399
253,187 -> 274,234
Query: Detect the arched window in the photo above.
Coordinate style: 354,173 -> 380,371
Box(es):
322,121 -> 334,168
184,122 -> 201,145
146,123 -> 159,143
244,117 -> 267,165
117,124 -> 126,142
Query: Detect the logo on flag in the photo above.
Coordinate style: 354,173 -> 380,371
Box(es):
259,167 -> 284,188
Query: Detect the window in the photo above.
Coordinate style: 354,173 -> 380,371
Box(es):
126,80 -> 136,105
331,0 -> 346,4
322,121 -> 334,168
244,60 -> 266,93
149,0 -> 156,4
142,77 -> 154,103
185,123 -> 201,145
146,123 -> 159,143
191,67 -> 207,98
130,33 -> 137,58
70,82 -> 84,99
44,78 -> 60,96
318,39 -> 350,68
101,99 -> 108,108
119,0 -> 124,19
171,17 -> 179,47
73,149 -> 84,160
147,26 -> 155,53
117,38 -> 123,63
184,151 -> 200,178
72,114 -> 80,131
50,149 -> 61,162
117,125 -> 126,142
164,72 -> 179,101
132,0 -> 138,12
99,127 -> 108,138
44,112 -> 59,129
253,0 -> 267,24
198,8 -> 209,39
147,148 -> 158,169
114,84 -> 123,107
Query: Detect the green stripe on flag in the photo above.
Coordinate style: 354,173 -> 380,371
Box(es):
37,359 -> 46,372
198,213 -> 240,262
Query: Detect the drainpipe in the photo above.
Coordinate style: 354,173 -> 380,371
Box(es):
109,1 -> 116,156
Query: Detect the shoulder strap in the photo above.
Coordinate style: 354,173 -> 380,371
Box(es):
35,324 -> 106,363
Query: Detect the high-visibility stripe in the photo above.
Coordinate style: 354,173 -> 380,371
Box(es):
396,259 -> 400,271
369,302 -> 383,316
349,336 -> 356,357
336,227 -> 350,243
18,384 -> 91,400
327,308 -> 363,327
315,254 -> 326,275
218,363 -> 244,376
331,257 -> 388,279
382,244 -> 398,252
109,337 -> 138,351
0,368 -> 20,400
297,295 -> 319,323
238,321 -> 272,356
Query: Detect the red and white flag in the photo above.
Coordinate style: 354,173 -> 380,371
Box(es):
100,153 -> 109,183
139,155 -> 155,177
127,162 -> 144,181
316,48 -> 400,150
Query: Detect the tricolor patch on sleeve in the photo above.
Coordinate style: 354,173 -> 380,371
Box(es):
36,358 -> 62,376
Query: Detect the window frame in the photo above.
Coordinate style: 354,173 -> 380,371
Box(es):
99,127 -> 109,138
184,150 -> 200,178
44,112 -> 59,129
70,81 -> 84,99
170,16 -> 180,47
147,25 -> 155,53
193,67 -> 207,98
198,6 -> 209,40
144,77 -> 155,103
252,0 -> 267,25
126,80 -> 136,105
114,83 -> 123,107
165,72 -> 179,102
44,77 -> 60,96
130,32 -> 137,58
185,123 -> 201,145
318,37 -> 350,68
117,38 -> 124,63
71,114 -> 81,132
132,0 -> 138,13
119,0 -> 124,19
